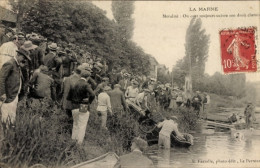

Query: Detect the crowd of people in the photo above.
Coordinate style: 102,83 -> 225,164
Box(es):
0,26 -> 210,146
0,29 -> 211,139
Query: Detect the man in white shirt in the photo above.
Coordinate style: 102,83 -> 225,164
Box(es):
157,116 -> 185,149
125,80 -> 139,102
135,89 -> 150,111
97,86 -> 112,130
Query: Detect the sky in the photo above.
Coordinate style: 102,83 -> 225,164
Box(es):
93,1 -> 260,81
1,1 -> 260,81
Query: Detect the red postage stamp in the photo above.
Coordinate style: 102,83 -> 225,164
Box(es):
220,27 -> 257,74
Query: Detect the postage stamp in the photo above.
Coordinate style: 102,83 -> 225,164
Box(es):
220,27 -> 257,74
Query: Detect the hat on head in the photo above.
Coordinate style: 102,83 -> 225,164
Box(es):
143,89 -> 151,93
17,32 -> 25,39
114,84 -> 121,88
65,48 -> 71,53
16,48 -> 31,61
58,50 -> 66,55
103,86 -> 111,91
170,115 -> 178,120
81,70 -> 91,78
102,77 -> 109,81
94,64 -> 101,71
39,65 -> 49,73
78,63 -> 92,72
48,43 -> 58,51
96,57 -> 102,61
133,80 -> 139,85
29,33 -> 40,41
21,41 -> 38,51
150,77 -> 156,81
96,62 -> 103,68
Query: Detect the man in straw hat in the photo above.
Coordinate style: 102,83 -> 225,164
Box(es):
96,86 -> 112,130
114,137 -> 155,168
0,48 -> 31,130
43,43 -> 61,70
157,116 -> 185,149
21,40 -> 42,75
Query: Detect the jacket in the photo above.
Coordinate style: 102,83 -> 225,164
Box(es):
29,47 -> 44,71
29,71 -> 55,100
0,58 -> 22,103
67,78 -> 95,110
61,73 -> 81,110
43,52 -> 61,71
114,150 -> 155,168
108,88 -> 127,111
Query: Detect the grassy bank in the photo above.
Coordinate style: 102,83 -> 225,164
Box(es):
0,97 -> 141,168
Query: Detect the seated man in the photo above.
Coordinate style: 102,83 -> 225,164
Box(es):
135,89 -> 151,116
29,65 -> 56,100
157,116 -> 185,149
125,80 -> 139,102
114,137 -> 155,168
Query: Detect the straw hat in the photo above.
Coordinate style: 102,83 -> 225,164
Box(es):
103,86 -> 111,91
48,43 -> 58,51
21,41 -> 38,51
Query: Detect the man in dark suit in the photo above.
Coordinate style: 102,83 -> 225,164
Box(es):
0,48 -> 31,129
108,84 -> 128,116
67,70 -> 96,144
114,137 -> 155,168
60,66 -> 82,134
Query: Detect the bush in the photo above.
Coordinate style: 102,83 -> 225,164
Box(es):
160,106 -> 199,133
0,98 -> 87,168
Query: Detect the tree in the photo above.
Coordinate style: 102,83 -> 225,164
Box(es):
111,1 -> 134,40
185,18 -> 210,79
18,0 -> 150,76
9,0 -> 38,31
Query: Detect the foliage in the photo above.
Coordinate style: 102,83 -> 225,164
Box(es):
111,1 -> 134,40
0,98 -> 87,168
14,0 -> 151,75
160,106 -> 199,133
175,107 -> 199,132
172,18 -> 210,89
191,72 -> 246,98
8,0 -> 38,31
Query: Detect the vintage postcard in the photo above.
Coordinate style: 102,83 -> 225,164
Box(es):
0,0 -> 260,168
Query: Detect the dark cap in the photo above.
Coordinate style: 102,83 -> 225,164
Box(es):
16,48 -> 31,61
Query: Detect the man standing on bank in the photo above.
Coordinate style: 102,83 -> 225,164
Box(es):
0,48 -> 31,130
67,70 -> 95,144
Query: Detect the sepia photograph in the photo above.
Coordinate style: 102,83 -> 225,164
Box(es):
0,0 -> 260,168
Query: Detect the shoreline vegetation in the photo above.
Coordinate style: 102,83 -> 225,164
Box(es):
0,93 -> 253,168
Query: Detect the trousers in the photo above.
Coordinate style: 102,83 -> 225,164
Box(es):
99,110 -> 108,129
72,109 -> 90,144
158,133 -> 171,149
1,95 -> 19,127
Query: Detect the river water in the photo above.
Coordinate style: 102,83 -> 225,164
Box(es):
146,124 -> 260,168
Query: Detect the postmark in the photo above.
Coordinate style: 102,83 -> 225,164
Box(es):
220,27 -> 257,74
